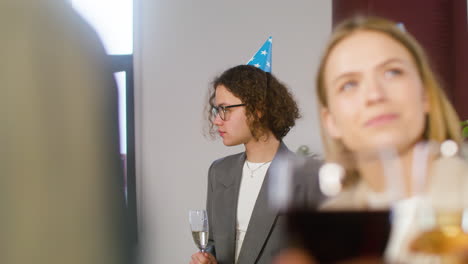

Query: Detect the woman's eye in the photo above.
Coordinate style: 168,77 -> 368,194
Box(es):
340,81 -> 357,92
384,68 -> 402,78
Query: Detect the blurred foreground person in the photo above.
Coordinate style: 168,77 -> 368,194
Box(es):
1,1 -> 129,264
316,16 -> 468,262
276,16 -> 468,264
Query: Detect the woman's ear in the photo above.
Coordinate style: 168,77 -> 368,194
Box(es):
322,108 -> 342,139
256,110 -> 263,119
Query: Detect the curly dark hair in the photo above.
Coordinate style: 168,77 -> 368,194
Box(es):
207,65 -> 300,140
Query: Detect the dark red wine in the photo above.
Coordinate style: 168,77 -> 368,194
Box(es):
286,210 -> 391,263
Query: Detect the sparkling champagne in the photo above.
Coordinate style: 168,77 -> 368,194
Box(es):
192,231 -> 209,251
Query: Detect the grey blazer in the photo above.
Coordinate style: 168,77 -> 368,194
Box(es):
206,142 -> 322,264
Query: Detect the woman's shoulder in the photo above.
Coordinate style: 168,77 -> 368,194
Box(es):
210,151 -> 246,168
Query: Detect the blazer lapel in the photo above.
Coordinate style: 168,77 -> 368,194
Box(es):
214,153 -> 245,262
236,142 -> 291,263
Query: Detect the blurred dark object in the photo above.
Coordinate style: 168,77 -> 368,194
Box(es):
286,210 -> 391,263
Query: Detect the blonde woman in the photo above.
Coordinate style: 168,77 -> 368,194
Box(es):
316,16 -> 463,209
275,16 -> 468,264
316,16 -> 468,263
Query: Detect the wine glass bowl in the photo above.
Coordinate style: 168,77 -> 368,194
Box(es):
189,209 -> 209,253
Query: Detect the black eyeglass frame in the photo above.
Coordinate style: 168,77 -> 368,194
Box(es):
211,104 -> 246,121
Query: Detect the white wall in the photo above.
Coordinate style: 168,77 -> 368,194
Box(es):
134,1 -> 332,263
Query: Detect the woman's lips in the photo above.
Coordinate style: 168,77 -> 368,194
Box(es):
364,113 -> 399,127
218,130 -> 226,137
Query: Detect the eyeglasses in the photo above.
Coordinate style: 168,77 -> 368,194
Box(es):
211,104 -> 246,121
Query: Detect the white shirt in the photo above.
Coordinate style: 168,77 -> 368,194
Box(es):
235,160 -> 271,262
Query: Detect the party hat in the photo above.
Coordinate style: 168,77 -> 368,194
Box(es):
246,36 -> 272,72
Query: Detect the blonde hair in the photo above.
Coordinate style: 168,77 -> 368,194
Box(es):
316,16 -> 462,183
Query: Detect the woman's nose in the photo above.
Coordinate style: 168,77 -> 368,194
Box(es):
364,76 -> 387,105
213,114 -> 223,126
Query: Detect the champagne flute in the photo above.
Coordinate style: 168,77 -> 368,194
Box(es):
189,209 -> 209,253
384,140 -> 468,263
408,140 -> 468,263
